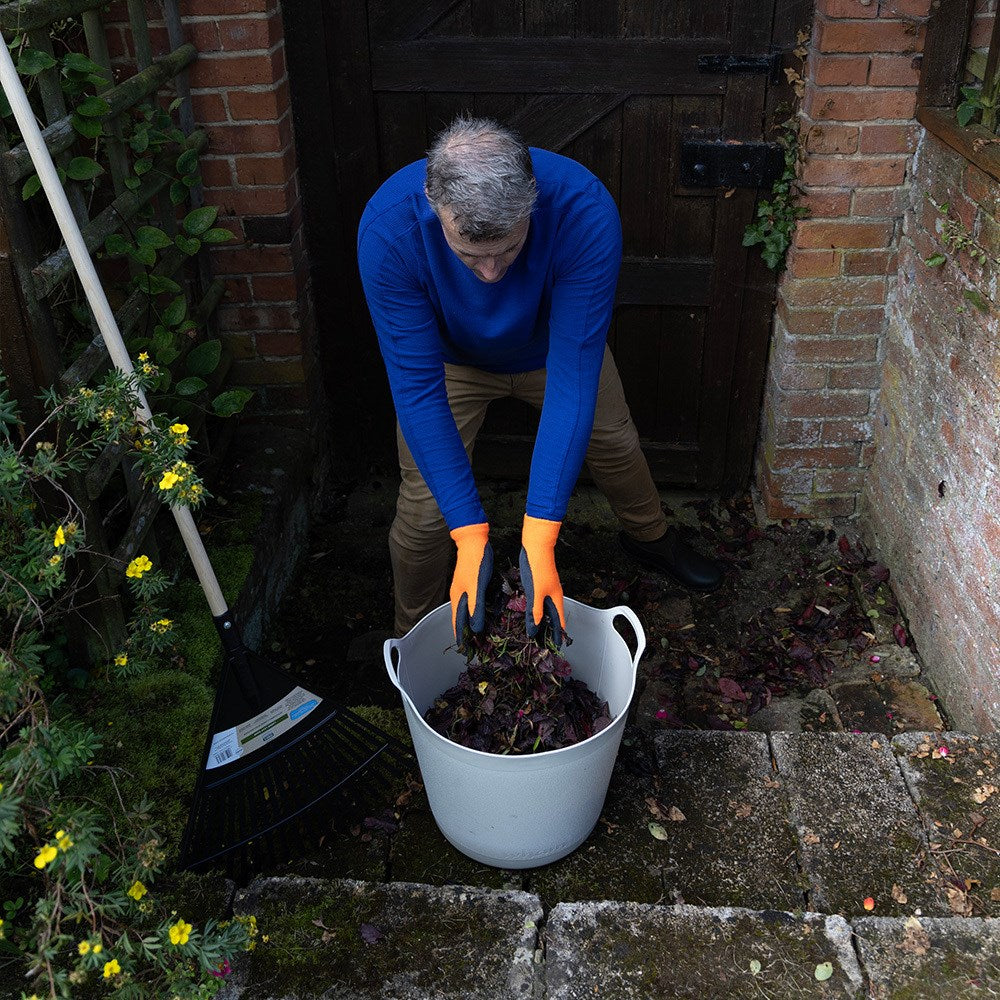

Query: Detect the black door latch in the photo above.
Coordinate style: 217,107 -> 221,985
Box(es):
679,140 -> 785,189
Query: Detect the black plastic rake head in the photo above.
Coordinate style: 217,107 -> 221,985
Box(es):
179,619 -> 413,879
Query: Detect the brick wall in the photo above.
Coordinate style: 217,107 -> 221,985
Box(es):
860,131 -> 1000,730
756,0 -> 928,519
105,0 -> 321,425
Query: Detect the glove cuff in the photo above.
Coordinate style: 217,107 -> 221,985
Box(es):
450,522 -> 490,547
521,514 -> 560,548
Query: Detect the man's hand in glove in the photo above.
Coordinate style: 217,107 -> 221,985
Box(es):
449,522 -> 493,643
519,514 -> 566,647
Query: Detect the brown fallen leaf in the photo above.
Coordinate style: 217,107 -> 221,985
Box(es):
897,916 -> 930,956
668,805 -> 687,822
972,784 -> 997,804
763,777 -> 781,789
990,887 -> 1000,902
730,801 -> 752,819
645,796 -> 669,822
891,884 -> 908,904
803,831 -> 821,846
947,887 -> 973,916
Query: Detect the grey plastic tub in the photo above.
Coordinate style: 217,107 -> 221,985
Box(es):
383,598 -> 644,868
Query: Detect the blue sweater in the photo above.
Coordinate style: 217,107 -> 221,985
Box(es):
357,149 -> 622,530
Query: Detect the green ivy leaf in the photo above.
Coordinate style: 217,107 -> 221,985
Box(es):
200,228 -> 234,245
957,103 -> 977,127
153,325 -> 173,352
814,962 -> 833,982
169,180 -> 188,206
924,254 -> 947,268
183,206 -> 219,236
134,274 -> 182,296
175,235 -> 201,256
103,233 -> 131,257
176,376 -> 208,396
135,226 -> 173,252
0,90 -> 12,118
21,174 -> 41,201
16,48 -> 57,75
74,96 -> 110,118
186,339 -> 222,376
176,148 -> 199,176
129,130 -> 150,154
71,114 -> 103,139
128,245 -> 157,267
65,156 -> 103,181
63,52 -> 106,76
134,158 -> 153,177
162,296 -> 187,327
156,346 -> 180,367
212,388 -> 254,417
123,175 -> 142,191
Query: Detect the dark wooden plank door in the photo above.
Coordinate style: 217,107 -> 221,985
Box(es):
289,0 -> 808,490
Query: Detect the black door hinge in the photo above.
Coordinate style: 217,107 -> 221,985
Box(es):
680,140 -> 785,189
698,51 -> 784,84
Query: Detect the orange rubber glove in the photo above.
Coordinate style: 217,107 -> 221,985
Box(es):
519,514 -> 566,646
449,522 -> 493,643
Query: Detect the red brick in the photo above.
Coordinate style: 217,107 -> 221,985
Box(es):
771,417 -> 821,446
185,20 -> 221,52
191,91 -> 228,123
776,302 -> 837,335
804,123 -> 859,154
788,249 -> 842,278
208,116 -> 293,155
204,186 -> 293,216
801,189 -> 853,218
771,444 -> 862,469
220,332 -> 257,360
835,306 -> 886,335
218,304 -> 298,330
773,361 -> 830,390
851,187 -> 908,217
805,87 -> 917,121
788,336 -> 879,363
252,273 -> 301,300
261,384 -> 311,410
814,467 -> 867,492
796,219 -> 894,249
224,276 -> 253,302
218,14 -> 283,51
868,53 -> 922,87
879,0 -> 933,16
817,0 -> 878,15
199,156 -> 234,188
858,122 -> 921,153
813,55 -> 871,86
783,277 -> 886,309
817,19 -> 924,54
970,15 -> 995,49
180,0 -> 278,13
843,249 -> 897,275
188,50 -> 283,89
801,155 -> 907,188
231,359 -> 305,384
785,390 -> 872,419
211,245 -> 295,273
254,332 -> 303,356
820,417 -> 874,442
964,164 -> 1000,218
227,80 -> 291,121
235,150 -> 296,185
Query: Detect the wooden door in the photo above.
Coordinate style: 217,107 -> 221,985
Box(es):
283,1 -> 811,490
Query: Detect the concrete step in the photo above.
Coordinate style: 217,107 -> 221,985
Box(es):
218,730 -> 1000,997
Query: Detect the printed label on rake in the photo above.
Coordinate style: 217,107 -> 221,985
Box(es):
206,686 -> 322,770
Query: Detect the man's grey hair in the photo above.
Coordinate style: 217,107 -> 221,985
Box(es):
425,115 -> 536,242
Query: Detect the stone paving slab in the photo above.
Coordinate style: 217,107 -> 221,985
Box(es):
544,902 -> 863,998
771,732 -> 944,916
853,915 -> 1000,999
224,877 -> 542,999
651,731 -> 804,909
894,732 -> 1000,917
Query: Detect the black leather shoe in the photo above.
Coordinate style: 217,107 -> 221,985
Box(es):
618,528 -> 723,591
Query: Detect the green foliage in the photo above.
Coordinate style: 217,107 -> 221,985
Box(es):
957,85 -> 989,127
0,372 -> 252,997
742,118 -> 809,272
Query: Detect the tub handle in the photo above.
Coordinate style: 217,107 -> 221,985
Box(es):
383,638 -> 403,692
604,605 -> 646,675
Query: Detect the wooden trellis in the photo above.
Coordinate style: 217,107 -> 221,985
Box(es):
0,0 -> 232,651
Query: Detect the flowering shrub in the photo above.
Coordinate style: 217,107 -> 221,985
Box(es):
0,368 -> 251,997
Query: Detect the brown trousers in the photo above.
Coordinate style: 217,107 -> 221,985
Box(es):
389,345 -> 667,634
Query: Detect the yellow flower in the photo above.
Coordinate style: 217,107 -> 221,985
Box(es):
138,352 -> 149,362
78,940 -> 90,955
169,919 -> 192,946
150,618 -> 172,634
103,958 -> 120,978
126,554 -> 152,578
159,470 -> 180,490
0,917 -> 4,939
66,521 -> 78,537
53,526 -> 66,547
56,830 -> 73,851
114,653 -> 128,667
48,555 -> 61,566
92,942 -> 102,954
127,880 -> 147,901
34,844 -> 57,869
169,423 -> 189,436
